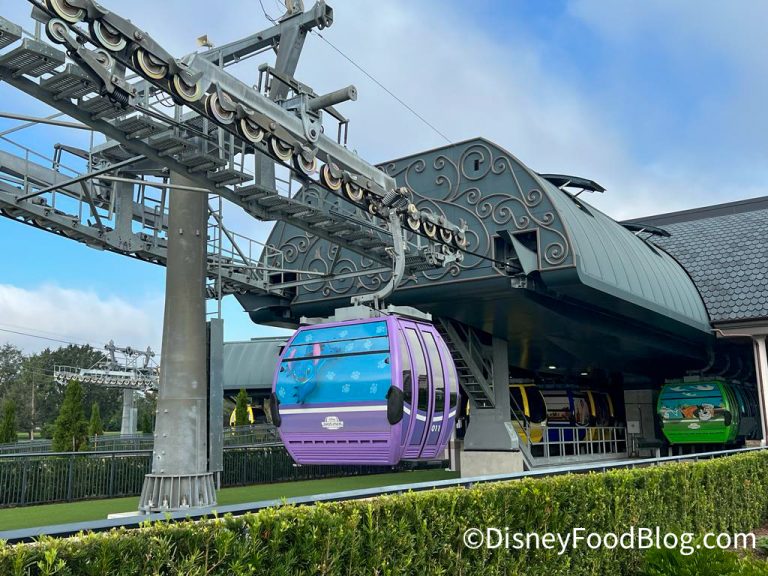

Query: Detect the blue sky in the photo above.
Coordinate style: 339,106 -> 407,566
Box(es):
0,0 -> 766,354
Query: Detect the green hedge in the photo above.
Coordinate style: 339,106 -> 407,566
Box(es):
2,451 -> 768,575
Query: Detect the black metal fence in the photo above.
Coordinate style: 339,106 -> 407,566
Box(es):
0,446 -> 439,508
0,425 -> 279,455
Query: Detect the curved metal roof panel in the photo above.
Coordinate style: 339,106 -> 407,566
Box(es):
538,174 -> 711,331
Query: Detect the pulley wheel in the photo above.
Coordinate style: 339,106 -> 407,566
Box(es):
320,163 -> 342,191
239,118 -> 265,144
47,0 -> 86,23
269,137 -> 293,162
134,49 -> 168,80
91,20 -> 127,52
172,74 -> 204,103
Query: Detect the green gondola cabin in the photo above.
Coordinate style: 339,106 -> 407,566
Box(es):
657,379 -> 740,444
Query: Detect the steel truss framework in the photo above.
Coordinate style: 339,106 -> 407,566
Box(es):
54,340 -> 159,391
0,0 -> 467,308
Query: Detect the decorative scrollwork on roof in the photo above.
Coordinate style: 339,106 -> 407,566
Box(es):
265,139 -> 573,302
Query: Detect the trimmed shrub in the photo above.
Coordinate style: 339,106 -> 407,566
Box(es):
641,541 -> 767,575
2,451 -> 768,575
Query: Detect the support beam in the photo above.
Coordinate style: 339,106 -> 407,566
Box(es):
207,318 -> 224,489
113,180 -> 134,242
0,111 -> 89,130
460,337 -> 524,476
139,172 -> 215,513
753,336 -> 768,447
120,389 -> 137,436
255,17 -> 308,194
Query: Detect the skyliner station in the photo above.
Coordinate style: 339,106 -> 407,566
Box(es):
0,0 -> 765,514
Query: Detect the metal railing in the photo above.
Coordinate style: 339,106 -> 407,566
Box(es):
0,439 -> 53,454
506,391 -> 628,468
0,426 -> 281,455
223,424 -> 279,446
0,444 -> 441,508
517,425 -> 628,465
89,434 -> 155,451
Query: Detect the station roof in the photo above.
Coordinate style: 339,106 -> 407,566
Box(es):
248,138 -> 713,374
534,168 -> 711,332
625,196 -> 768,324
222,337 -> 287,391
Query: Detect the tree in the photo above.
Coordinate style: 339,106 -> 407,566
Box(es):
52,380 -> 88,452
137,392 -> 156,433
0,344 -> 23,399
0,344 -> 26,436
29,345 -> 113,431
0,399 -> 16,443
88,401 -> 103,437
235,388 -> 251,427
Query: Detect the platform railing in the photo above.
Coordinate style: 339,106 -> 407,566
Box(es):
0,439 -> 53,454
513,421 -> 628,465
223,424 -> 279,446
533,425 -> 628,462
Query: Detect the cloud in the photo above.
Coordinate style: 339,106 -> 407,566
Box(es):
567,0 -> 768,216
0,284 -> 163,355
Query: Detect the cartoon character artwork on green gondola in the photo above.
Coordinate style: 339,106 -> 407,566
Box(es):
657,379 -> 739,444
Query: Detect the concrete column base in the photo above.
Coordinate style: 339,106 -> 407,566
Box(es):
120,389 -> 137,436
139,472 -> 217,513
459,450 -> 524,477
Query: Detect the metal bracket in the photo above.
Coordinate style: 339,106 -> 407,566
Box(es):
351,209 -> 406,307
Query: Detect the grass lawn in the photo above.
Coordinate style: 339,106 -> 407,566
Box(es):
0,469 -> 458,532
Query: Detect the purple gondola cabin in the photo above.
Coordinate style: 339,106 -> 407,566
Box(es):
271,315 -> 458,465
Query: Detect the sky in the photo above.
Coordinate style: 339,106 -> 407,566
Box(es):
0,0 -> 766,355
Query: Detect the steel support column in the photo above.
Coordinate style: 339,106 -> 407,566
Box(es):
753,336 -> 768,447
120,389 -> 137,436
113,180 -> 133,245
138,172 -> 215,512
207,318 -> 224,489
459,337 -> 523,475
463,337 -> 518,451
255,16 -> 307,192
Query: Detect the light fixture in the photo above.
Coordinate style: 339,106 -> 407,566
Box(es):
547,365 -> 557,370
580,371 -> 588,376
197,35 -> 214,49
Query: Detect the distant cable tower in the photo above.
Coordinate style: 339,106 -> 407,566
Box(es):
54,341 -> 159,435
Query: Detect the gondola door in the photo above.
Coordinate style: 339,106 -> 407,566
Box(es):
402,322 -> 433,459
396,327 -> 417,458
419,328 -> 448,458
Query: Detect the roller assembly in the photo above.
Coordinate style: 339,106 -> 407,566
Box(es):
33,0 -> 468,256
